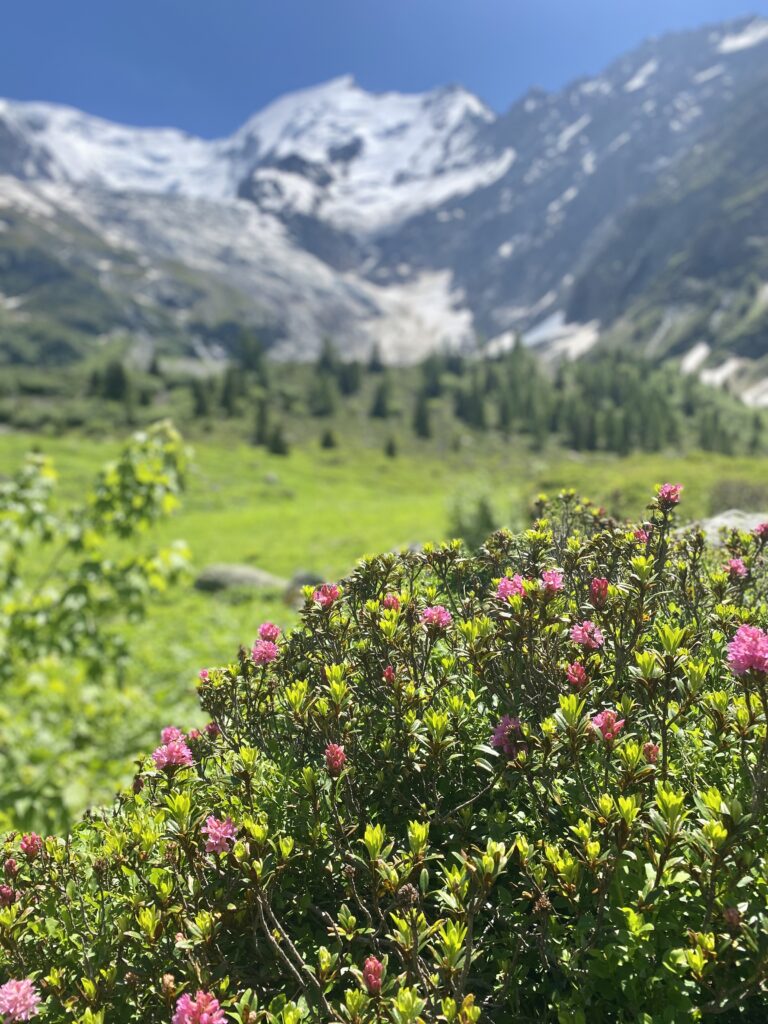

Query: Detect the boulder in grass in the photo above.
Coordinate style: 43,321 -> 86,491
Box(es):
194,563 -> 287,593
690,509 -> 768,545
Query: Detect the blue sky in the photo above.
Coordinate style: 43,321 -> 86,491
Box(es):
4,1 -> 768,136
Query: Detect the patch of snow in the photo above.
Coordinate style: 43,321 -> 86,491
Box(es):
581,151 -> 597,175
680,341 -> 710,375
494,310 -> 599,360
743,377 -> 768,408
579,79 -> 612,96
700,357 -> 746,388
693,64 -> 725,84
717,19 -> 768,53
607,132 -> 631,154
0,175 -> 57,217
498,241 -> 515,259
624,59 -> 659,93
556,115 -> 591,153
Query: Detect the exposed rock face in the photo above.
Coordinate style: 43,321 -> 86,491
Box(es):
687,510 -> 768,544
193,564 -> 287,593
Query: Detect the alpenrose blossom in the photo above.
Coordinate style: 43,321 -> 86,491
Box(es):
383,665 -> 396,684
198,668 -> 210,682
570,620 -> 605,650
0,979 -> 41,1021
204,721 -> 221,739
152,739 -> 194,770
566,662 -> 588,690
590,577 -> 609,608
325,743 -> 346,776
0,885 -> 17,907
634,528 -> 650,544
496,574 -> 525,600
540,570 -> 564,593
202,816 -> 237,854
19,833 -> 42,860
643,742 -> 660,764
726,558 -> 748,579
754,522 -> 768,540
491,715 -> 524,758
657,482 -> 683,509
4,858 -> 18,877
421,605 -> 453,629
728,624 -> 768,676
251,639 -> 279,665
382,593 -> 401,610
313,583 -> 340,609
592,710 -> 625,744
161,726 -> 185,744
363,955 -> 384,995
172,991 -> 226,1024
258,621 -> 281,642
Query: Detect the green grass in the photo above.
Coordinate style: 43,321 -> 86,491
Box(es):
3,429 -> 768,815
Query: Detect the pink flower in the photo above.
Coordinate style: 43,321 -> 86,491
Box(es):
161,726 -> 185,744
172,991 -> 226,1024
205,721 -> 221,739
383,665 -> 396,684
726,558 -> 748,579
325,743 -> 346,777
643,742 -> 660,764
188,729 -> 202,742
592,710 -> 625,744
590,577 -> 609,609
382,593 -> 400,611
496,574 -> 525,600
258,621 -> 281,642
198,669 -> 210,682
313,583 -> 340,609
19,834 -> 42,861
421,605 -> 453,629
658,483 -> 683,509
570,620 -> 604,650
252,639 -> 279,665
754,522 -> 768,540
634,528 -> 650,544
0,979 -> 41,1021
152,739 -> 194,770
362,955 -> 384,995
0,885 -> 17,907
490,715 -> 524,758
4,859 -> 18,878
540,570 -> 564,593
728,624 -> 768,676
566,663 -> 588,690
202,816 -> 237,855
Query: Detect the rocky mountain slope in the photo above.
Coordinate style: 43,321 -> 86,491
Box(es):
1,15 -> 768,388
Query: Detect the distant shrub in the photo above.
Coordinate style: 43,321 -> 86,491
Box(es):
3,489 -> 768,1021
709,478 -> 768,515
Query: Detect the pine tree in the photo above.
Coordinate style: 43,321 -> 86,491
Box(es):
370,377 -> 391,419
384,437 -> 398,458
191,379 -> 210,418
368,343 -> 385,374
413,391 -> 432,439
267,423 -> 290,456
252,397 -> 269,446
102,360 -> 129,402
320,428 -> 338,449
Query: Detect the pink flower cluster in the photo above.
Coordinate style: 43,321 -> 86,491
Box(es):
657,482 -> 683,509
258,621 -> 281,642
540,570 -> 564,593
590,577 -> 609,608
382,593 -> 400,610
634,528 -> 650,544
0,885 -> 17,907
19,833 -> 42,861
496,574 -> 524,600
728,624 -> 768,676
726,558 -> 748,579
643,742 -> 659,764
491,715 -> 524,758
0,979 -> 41,1021
252,640 -> 279,665
421,605 -> 452,629
755,522 -> 768,540
172,991 -> 226,1024
570,620 -> 604,650
325,743 -> 346,776
566,663 -> 587,690
152,730 -> 194,770
363,955 -> 383,995
383,665 -> 396,684
202,816 -> 237,854
313,583 -> 340,609
592,710 -> 625,744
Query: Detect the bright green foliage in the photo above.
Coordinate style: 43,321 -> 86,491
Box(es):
3,489 -> 768,1020
0,421 -> 189,831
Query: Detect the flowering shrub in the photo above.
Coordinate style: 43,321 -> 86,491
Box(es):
3,489 -> 768,1021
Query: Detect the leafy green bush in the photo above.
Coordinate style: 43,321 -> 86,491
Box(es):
0,422 -> 188,832
3,488 -> 768,1022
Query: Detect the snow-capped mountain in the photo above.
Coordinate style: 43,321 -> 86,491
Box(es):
2,15 -> 768,379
